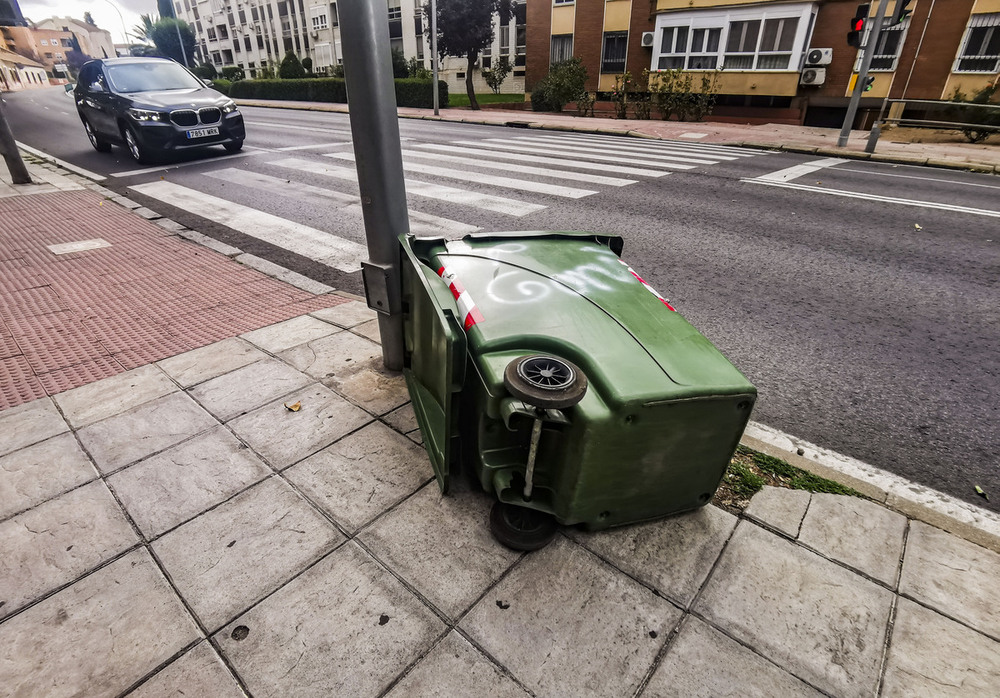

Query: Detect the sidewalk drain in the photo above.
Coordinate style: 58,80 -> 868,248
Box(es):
46,239 -> 112,255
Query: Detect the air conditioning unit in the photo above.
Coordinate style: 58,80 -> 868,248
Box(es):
310,30 -> 319,38
641,31 -> 655,48
805,48 -> 833,66
800,67 -> 826,86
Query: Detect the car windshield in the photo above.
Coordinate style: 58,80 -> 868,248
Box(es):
105,62 -> 203,93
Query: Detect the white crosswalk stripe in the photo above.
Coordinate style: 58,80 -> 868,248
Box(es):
269,157 -> 545,216
504,135 -> 725,165
418,142 -> 668,178
203,168 -> 479,236
459,139 -> 699,171
510,134 -> 742,162
397,148 -> 637,186
129,180 -> 368,272
326,151 -> 597,199
567,131 -> 767,157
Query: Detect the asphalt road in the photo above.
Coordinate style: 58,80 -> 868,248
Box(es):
4,87 -> 999,514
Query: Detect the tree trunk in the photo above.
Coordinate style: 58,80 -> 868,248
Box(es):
0,97 -> 31,185
466,51 -> 479,110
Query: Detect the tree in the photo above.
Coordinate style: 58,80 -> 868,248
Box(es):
425,0 -> 512,110
482,55 -> 511,94
65,49 -> 92,75
278,51 -> 305,79
150,18 -> 195,65
390,48 -> 408,79
301,56 -> 312,74
530,58 -> 587,112
83,11 -> 95,25
132,14 -> 156,44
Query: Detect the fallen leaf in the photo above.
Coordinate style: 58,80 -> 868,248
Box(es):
975,485 -> 989,501
284,401 -> 301,412
914,223 -> 923,230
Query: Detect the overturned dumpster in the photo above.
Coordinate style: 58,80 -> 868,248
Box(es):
400,231 -> 756,551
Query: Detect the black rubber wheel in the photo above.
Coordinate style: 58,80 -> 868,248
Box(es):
490,501 -> 558,551
503,355 -> 587,410
224,139 -> 244,153
122,123 -> 153,164
83,119 -> 111,152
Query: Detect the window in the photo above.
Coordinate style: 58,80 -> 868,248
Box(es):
310,5 -> 328,30
40,39 -> 49,46
388,0 -> 401,21
601,31 -> 627,73
658,26 -> 688,69
688,27 -> 720,69
500,25 -> 510,53
757,17 -> 797,69
724,20 -> 759,69
551,34 -> 573,64
314,42 -> 333,67
955,13 -> 1000,72
207,26 -> 217,40
554,0 -> 573,4
868,21 -> 906,70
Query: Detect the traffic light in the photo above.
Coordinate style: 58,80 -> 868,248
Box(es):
863,76 -> 875,92
848,3 -> 870,48
892,0 -> 913,25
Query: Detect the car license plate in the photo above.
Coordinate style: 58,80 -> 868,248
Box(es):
186,127 -> 219,139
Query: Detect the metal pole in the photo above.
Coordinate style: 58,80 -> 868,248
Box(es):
837,0 -> 890,148
431,0 -> 439,115
0,97 -> 32,184
175,22 -> 190,67
339,0 -> 409,370
101,0 -> 130,55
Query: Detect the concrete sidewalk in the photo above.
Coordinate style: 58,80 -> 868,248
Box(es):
236,98 -> 1000,174
2,154 -> 1000,697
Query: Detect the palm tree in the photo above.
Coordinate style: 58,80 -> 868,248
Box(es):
131,14 -> 156,44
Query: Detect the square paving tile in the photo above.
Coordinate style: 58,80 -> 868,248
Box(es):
77,392 -> 219,473
109,425 -> 271,538
309,300 -> 376,328
695,521 -> 893,698
360,483 -> 520,618
0,397 -> 68,457
744,486 -> 811,538
351,319 -> 381,343
240,315 -> 342,354
567,504 -> 737,608
188,358 -> 314,422
899,521 -> 1000,639
325,358 -> 410,416
228,383 -> 371,469
53,364 -> 177,428
0,549 -> 200,698
461,536 -> 682,696
157,337 -> 267,388
0,432 -> 98,520
129,640 -> 245,698
214,542 -> 444,698
646,616 -> 825,698
0,480 -> 138,619
152,477 -> 343,631
285,422 -> 430,533
385,631 -> 530,698
881,598 -> 1000,697
798,493 -> 907,586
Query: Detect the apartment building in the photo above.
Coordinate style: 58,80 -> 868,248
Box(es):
0,25 -> 75,75
174,0 -> 528,94
527,0 -> 1000,126
0,44 -> 48,90
33,17 -> 116,60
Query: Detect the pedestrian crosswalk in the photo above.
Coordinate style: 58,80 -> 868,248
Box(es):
127,131 -> 770,273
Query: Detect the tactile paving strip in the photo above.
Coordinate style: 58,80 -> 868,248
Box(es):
0,190 -> 348,411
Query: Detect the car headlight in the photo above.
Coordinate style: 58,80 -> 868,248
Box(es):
221,100 -> 239,114
127,108 -> 166,122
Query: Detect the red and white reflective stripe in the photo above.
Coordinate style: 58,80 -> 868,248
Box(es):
438,265 -> 485,330
618,259 -> 676,311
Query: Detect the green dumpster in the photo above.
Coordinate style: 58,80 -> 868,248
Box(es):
401,231 -> 756,550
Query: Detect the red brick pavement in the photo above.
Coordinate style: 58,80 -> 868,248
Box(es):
0,190 -> 348,410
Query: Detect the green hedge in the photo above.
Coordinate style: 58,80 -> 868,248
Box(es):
227,78 -> 447,108
211,78 -> 231,95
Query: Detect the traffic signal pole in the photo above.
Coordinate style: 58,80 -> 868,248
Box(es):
837,0 -> 891,148
0,97 -> 31,185
339,0 -> 410,370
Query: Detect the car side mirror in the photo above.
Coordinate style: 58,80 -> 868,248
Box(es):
202,79 -> 214,87
90,81 -> 105,93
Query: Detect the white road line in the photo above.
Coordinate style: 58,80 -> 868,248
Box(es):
755,158 -> 848,183
277,142 -> 351,151
573,131 -> 764,156
110,150 -> 266,178
243,120 -> 353,136
516,133 -> 743,160
508,135 -> 726,164
742,178 -> 1000,218
204,167 -> 478,236
326,151 -> 596,199
398,148 -> 635,186
129,180 -> 368,271
270,157 -> 543,216
440,142 -> 668,177
465,140 -> 697,171
834,166 -> 1000,191
15,141 -> 106,181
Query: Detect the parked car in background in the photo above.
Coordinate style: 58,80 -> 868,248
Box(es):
74,57 -> 245,164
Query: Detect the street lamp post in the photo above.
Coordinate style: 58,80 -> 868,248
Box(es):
101,0 -> 130,55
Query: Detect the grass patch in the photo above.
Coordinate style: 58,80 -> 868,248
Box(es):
715,446 -> 862,513
448,93 -> 525,108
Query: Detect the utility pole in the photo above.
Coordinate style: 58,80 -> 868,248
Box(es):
431,0 -> 439,116
0,97 -> 31,185
339,0 -> 409,370
838,1 -> 891,148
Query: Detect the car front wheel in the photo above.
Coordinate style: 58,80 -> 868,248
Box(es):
224,139 -> 244,153
122,124 -> 150,164
83,118 -> 111,153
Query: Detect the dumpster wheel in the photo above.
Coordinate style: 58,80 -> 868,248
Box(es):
504,355 -> 588,410
490,501 -> 559,551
